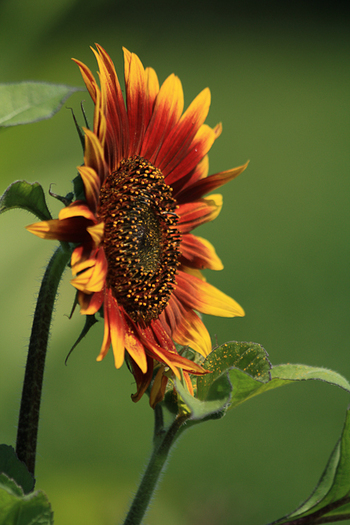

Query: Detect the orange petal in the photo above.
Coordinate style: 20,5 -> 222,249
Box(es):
58,202 -> 96,221
82,128 -> 107,188
180,234 -> 223,271
157,88 -> 211,174
78,290 -> 104,315
26,217 -> 92,243
171,303 -> 212,357
72,57 -> 99,103
94,44 -> 129,168
141,73 -> 184,163
177,195 -> 222,233
175,269 -> 245,318
123,47 -> 146,156
71,247 -> 107,293
149,366 -> 168,408
124,323 -> 148,374
97,289 -> 125,368
144,66 -> 159,128
86,222 -> 104,247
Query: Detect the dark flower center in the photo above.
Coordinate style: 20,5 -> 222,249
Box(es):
98,156 -> 181,324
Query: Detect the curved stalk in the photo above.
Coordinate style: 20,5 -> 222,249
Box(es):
16,245 -> 70,476
123,412 -> 189,525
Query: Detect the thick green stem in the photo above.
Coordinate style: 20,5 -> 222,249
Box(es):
123,413 -> 189,525
16,245 -> 70,476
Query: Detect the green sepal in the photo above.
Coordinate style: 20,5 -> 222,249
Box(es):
0,180 -> 52,221
65,314 -> 98,364
72,173 -> 85,202
269,407 -> 350,524
0,445 -> 34,494
0,82 -> 82,127
0,473 -> 53,525
174,374 -> 232,421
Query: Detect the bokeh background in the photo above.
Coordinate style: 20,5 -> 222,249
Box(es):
0,1 -> 349,524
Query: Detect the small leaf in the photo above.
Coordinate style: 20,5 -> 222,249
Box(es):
0,180 -> 52,221
0,445 -> 34,494
0,82 -> 83,127
269,407 -> 350,524
0,473 -> 53,525
197,341 -> 272,403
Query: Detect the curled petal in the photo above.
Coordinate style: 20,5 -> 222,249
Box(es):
180,234 -> 223,270
177,161 -> 249,204
71,247 -> 107,293
175,269 -> 245,318
97,289 -> 125,368
78,290 -> 104,315
149,366 -> 169,408
86,222 -> 104,247
177,195 -> 222,233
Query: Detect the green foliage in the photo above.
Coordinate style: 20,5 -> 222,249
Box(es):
0,474 -> 53,525
0,180 -> 52,221
0,446 -> 34,495
0,82 -> 82,127
0,445 -> 53,525
270,408 -> 350,524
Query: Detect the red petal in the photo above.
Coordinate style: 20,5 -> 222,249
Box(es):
177,161 -> 249,204
141,73 -> 184,163
177,195 -> 222,233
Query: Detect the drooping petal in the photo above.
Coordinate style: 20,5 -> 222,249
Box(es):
141,73 -> 184,163
177,161 -> 249,204
149,366 -> 169,408
180,234 -> 223,270
78,290 -> 104,315
26,217 -> 92,243
96,288 -> 125,368
129,354 -> 154,403
166,295 -> 212,357
123,316 -> 148,373
177,195 -> 223,234
175,269 -> 245,318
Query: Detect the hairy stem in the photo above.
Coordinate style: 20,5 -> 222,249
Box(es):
16,245 -> 70,476
123,412 -> 189,525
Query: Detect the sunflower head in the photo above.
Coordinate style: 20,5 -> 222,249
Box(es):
26,45 -> 248,406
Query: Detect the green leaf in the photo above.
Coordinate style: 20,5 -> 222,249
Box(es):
228,363 -> 350,410
197,341 -> 272,403
174,374 -> 232,421
0,82 -> 82,127
0,445 -> 34,494
0,473 -> 53,525
0,180 -> 52,221
197,343 -> 350,412
269,407 -> 350,524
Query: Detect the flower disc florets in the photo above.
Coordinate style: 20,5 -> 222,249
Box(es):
98,155 -> 181,325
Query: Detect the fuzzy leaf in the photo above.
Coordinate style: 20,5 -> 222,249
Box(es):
0,473 -> 53,525
0,82 -> 82,127
0,180 -> 52,221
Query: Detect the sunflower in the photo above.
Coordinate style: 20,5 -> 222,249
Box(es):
27,45 -> 248,406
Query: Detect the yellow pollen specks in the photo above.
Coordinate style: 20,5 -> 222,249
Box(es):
97,155 -> 181,324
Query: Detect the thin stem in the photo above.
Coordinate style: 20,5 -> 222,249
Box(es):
123,412 -> 189,525
16,245 -> 70,476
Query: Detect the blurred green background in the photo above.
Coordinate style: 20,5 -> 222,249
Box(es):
1,1 -> 349,524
